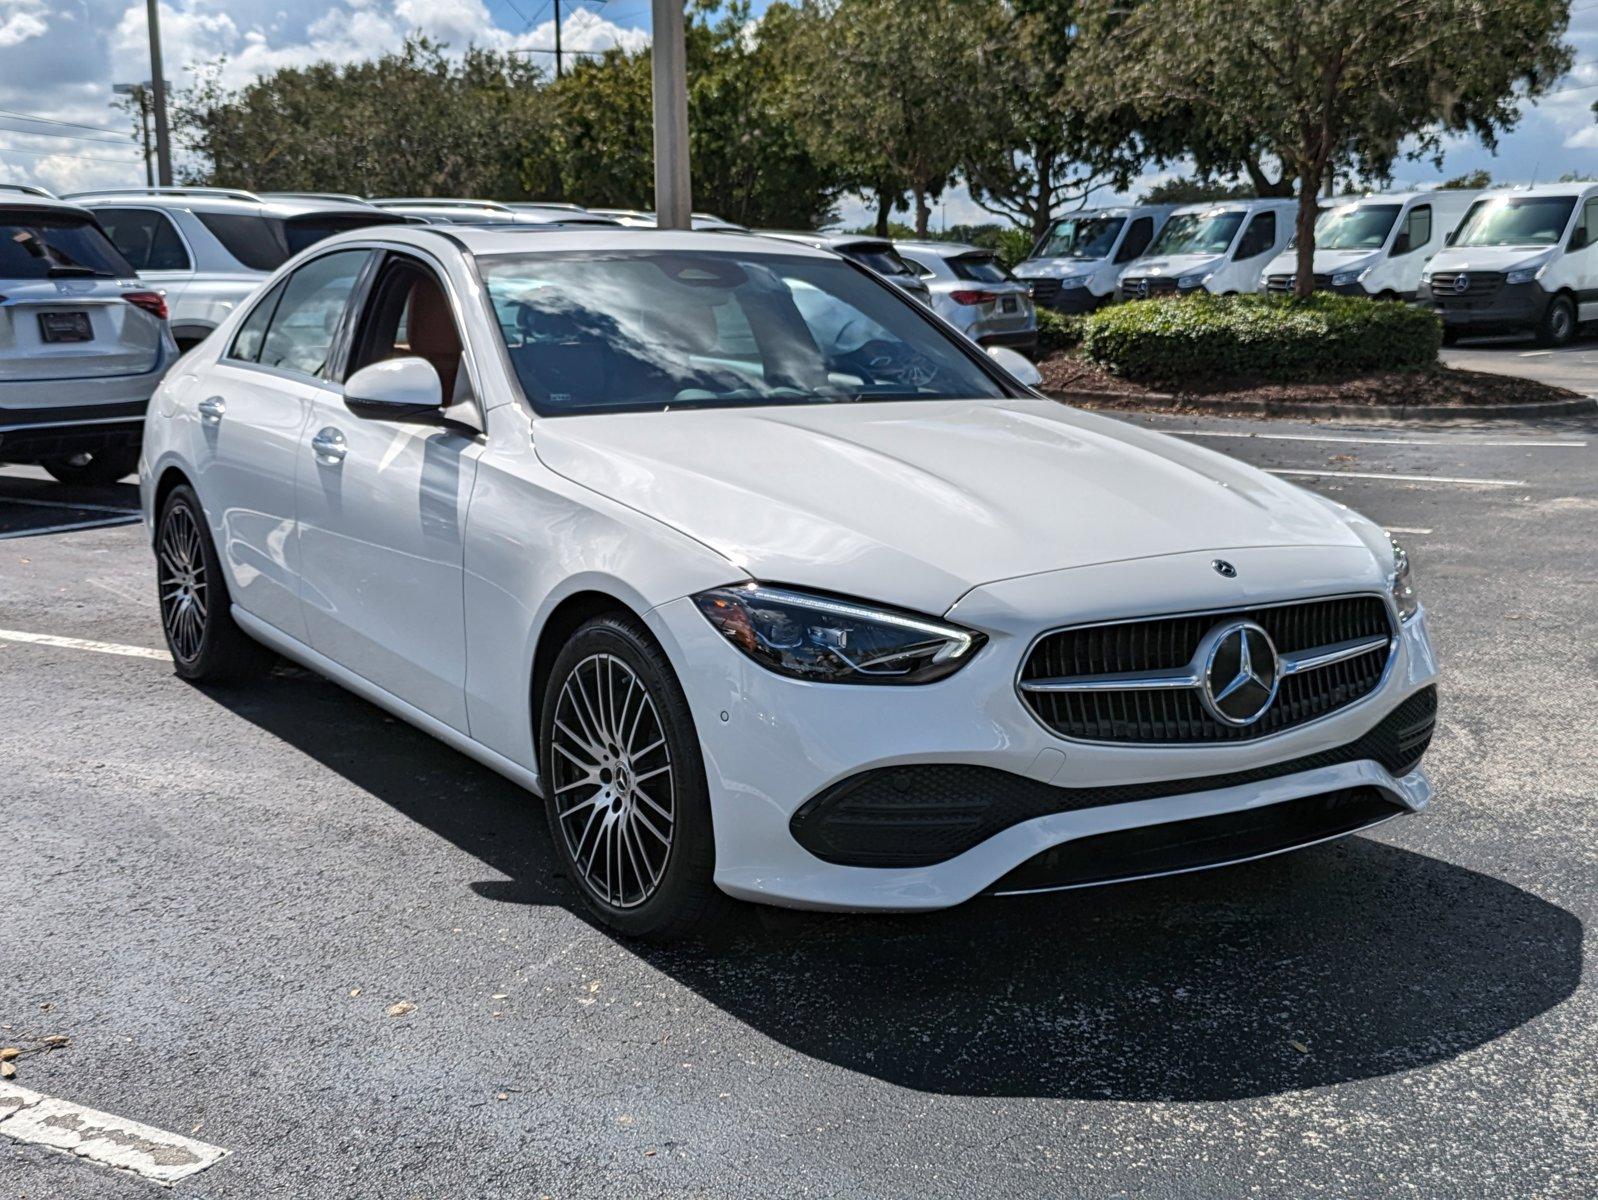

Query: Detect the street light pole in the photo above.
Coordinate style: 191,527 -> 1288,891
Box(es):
146,0 -> 173,186
554,0 -> 563,80
650,0 -> 690,229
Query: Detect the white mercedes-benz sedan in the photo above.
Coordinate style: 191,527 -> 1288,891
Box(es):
138,225 -> 1439,938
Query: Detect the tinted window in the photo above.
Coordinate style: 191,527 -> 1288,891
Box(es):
1233,212 -> 1276,258
282,212 -> 405,255
480,250 -> 1008,416
841,245 -> 917,277
258,250 -> 368,376
1116,217 -> 1154,263
1149,210 -> 1247,256
196,212 -> 289,271
0,210 -> 134,278
1035,216 -> 1123,259
1316,203 -> 1401,250
898,253 -> 938,278
1453,196 -> 1578,248
949,254 -> 1009,283
228,279 -> 286,363
94,207 -> 191,271
1394,205 -> 1430,254
1576,198 -> 1598,248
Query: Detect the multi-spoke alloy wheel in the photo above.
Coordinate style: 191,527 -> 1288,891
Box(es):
549,652 -> 676,909
158,502 -> 209,665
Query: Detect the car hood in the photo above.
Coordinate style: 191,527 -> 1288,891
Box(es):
1121,253 -> 1222,280
1425,246 -> 1554,274
534,399 -> 1365,615
1014,257 -> 1104,279
1264,250 -> 1380,276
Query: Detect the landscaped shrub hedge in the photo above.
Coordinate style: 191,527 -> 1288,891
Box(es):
1079,293 -> 1442,384
1035,306 -> 1085,354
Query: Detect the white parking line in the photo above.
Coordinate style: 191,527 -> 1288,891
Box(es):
1267,468 -> 1525,488
1174,430 -> 1586,449
1386,526 -> 1434,535
0,1081 -> 228,1186
0,515 -> 142,540
0,628 -> 166,659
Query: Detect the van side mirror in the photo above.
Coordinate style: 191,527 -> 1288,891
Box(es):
1443,229 -> 1456,246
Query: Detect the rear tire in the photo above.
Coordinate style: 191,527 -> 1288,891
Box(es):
539,613 -> 730,940
1536,295 -> 1576,348
1441,326 -> 1460,347
43,446 -> 139,486
156,484 -> 273,683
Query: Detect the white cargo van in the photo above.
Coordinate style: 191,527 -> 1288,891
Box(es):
1011,205 -> 1175,312
1117,199 -> 1296,299
1261,190 -> 1480,300
1417,182 -> 1598,346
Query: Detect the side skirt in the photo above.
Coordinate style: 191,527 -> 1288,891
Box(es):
232,606 -> 544,798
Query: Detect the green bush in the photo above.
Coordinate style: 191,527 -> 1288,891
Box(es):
1079,293 -> 1442,383
1035,307 -> 1085,355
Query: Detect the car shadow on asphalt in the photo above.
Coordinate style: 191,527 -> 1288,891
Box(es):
206,665 -> 1583,1104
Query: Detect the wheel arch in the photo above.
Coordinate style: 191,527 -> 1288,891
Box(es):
529,588 -> 648,759
151,464 -> 193,542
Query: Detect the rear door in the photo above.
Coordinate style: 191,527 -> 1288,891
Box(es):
191,248 -> 373,640
0,207 -> 161,385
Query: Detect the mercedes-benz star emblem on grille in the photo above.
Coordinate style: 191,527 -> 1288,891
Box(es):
1137,278 -> 1150,298
1197,620 -> 1280,726
1212,558 -> 1237,578
1453,273 -> 1470,294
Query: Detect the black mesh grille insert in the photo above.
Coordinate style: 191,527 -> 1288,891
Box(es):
986,786 -> 1403,893
790,687 -> 1435,868
1019,595 -> 1395,743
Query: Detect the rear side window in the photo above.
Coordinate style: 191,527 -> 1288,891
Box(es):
228,278 -> 286,363
949,254 -> 1009,283
0,210 -> 135,279
196,212 -> 289,271
283,212 -> 406,255
1394,205 -> 1431,255
843,245 -> 917,278
94,207 -> 191,271
898,253 -> 938,278
257,250 -> 369,377
1116,216 -> 1155,263
1234,212 -> 1277,259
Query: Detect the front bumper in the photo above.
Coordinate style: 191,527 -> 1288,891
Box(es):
1418,280 -> 1547,331
646,548 -> 1440,911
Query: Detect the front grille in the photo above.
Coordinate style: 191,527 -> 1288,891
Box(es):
1020,595 -> 1395,743
986,786 -> 1403,893
1265,273 -> 1332,293
1120,275 -> 1179,298
1429,270 -> 1505,298
791,687 -> 1435,867
1027,278 -> 1061,306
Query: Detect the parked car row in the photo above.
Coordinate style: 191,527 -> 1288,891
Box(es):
1015,180 -> 1598,347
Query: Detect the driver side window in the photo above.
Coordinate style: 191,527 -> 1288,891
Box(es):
1233,212 -> 1276,259
346,254 -> 468,403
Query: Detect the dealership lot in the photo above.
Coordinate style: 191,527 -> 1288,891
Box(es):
1,409 -> 1594,1199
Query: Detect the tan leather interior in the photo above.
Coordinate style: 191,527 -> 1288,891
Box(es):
406,277 -> 462,402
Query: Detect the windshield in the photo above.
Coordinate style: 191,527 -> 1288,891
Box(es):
1315,204 -> 1402,251
1148,210 -> 1245,256
1033,215 -> 1124,259
0,211 -> 134,278
480,250 -> 1010,415
1452,196 -> 1578,247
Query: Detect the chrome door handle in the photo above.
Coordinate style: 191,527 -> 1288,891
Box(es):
197,396 -> 226,423
310,427 -> 347,466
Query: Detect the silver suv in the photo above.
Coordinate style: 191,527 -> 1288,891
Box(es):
66,187 -> 409,351
0,187 -> 178,484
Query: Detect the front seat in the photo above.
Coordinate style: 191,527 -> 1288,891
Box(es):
406,277 -> 463,402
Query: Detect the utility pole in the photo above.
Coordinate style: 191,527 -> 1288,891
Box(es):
650,0 -> 690,229
113,82 -> 155,187
146,0 -> 173,186
554,0 -> 563,79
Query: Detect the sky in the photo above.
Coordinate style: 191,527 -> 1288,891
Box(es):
2,0 -> 1595,227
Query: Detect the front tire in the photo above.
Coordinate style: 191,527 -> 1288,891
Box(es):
156,484 -> 272,683
1536,295 -> 1576,348
43,446 -> 139,485
539,613 -> 727,939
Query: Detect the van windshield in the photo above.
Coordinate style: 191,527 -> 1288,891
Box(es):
1315,204 -> 1402,250
1147,210 -> 1245,256
479,249 -> 1009,415
1034,215 -> 1124,259
1452,196 -> 1577,247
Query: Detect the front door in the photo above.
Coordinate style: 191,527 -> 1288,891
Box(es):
294,252 -> 482,730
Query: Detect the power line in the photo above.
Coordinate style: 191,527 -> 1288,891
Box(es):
0,122 -> 134,147
0,106 -> 126,137
0,143 -> 141,166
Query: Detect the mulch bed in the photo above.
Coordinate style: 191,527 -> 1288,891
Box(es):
1037,352 -> 1584,411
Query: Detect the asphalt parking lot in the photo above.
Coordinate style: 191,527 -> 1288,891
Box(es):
2,406 -> 1595,1198
1443,335 -> 1598,397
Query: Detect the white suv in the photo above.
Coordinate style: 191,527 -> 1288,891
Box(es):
67,188 -> 409,352
0,187 -> 177,483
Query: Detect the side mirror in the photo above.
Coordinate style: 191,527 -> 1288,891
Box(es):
988,345 -> 1043,388
1443,229 -> 1457,246
344,356 -> 444,419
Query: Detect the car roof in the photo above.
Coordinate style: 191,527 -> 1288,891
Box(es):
308,224 -> 840,261
1166,198 -> 1296,215
0,190 -> 97,219
1474,182 -> 1598,199
64,186 -> 391,218
761,230 -> 891,250
894,240 -> 990,257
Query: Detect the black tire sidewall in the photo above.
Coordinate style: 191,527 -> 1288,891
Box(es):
539,614 -> 719,938
1540,296 -> 1576,347
156,485 -> 231,680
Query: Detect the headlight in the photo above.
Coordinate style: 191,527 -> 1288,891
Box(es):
1332,268 -> 1368,287
693,584 -> 985,684
1178,272 -> 1212,289
1057,275 -> 1089,289
1505,262 -> 1547,285
1388,535 -> 1419,621
1419,269 -> 1433,285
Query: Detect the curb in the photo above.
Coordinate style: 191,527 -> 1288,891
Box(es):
1047,388 -> 1598,421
